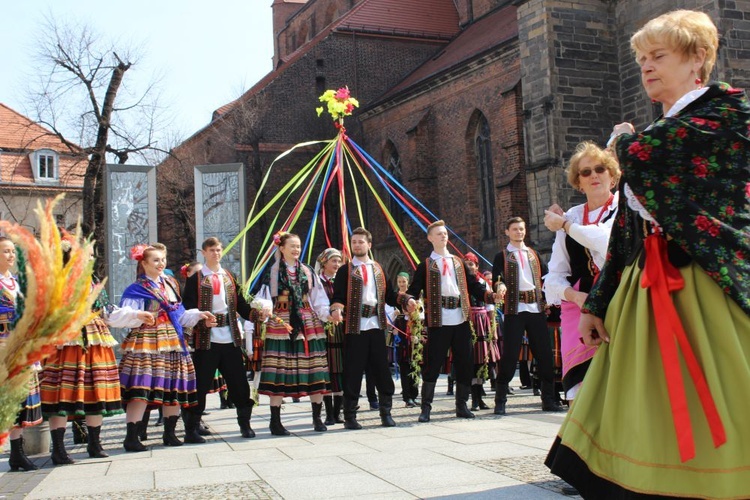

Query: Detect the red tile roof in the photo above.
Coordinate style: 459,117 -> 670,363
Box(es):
0,103 -> 85,189
375,6 -> 518,101
338,0 -> 459,39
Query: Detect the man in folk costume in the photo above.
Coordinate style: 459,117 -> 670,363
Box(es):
182,237 -> 267,441
330,227 -> 401,430
403,221 -> 495,422
492,217 -> 564,414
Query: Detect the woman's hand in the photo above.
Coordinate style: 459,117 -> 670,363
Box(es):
564,288 -> 588,310
579,312 -> 609,346
544,209 -> 566,232
612,122 -> 635,137
136,311 -> 156,326
201,311 -> 217,328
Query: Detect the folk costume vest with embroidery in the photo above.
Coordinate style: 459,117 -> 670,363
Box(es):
192,271 -> 243,351
424,256 -> 471,328
501,248 -> 544,315
343,261 -> 387,335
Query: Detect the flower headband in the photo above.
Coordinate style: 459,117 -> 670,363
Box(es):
272,231 -> 289,246
464,252 -> 479,264
180,263 -> 190,278
130,244 -> 149,261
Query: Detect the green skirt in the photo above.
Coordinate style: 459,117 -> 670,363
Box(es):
547,260 -> 750,499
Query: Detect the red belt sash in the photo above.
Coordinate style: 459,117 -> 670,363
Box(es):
641,233 -> 726,462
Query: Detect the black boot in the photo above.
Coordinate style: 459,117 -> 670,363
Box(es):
269,405 -> 290,436
219,390 -> 230,409
162,415 -> 183,446
323,395 -> 335,426
333,395 -> 344,423
8,436 -> 38,471
138,409 -> 150,441
455,384 -> 475,419
183,411 -> 207,444
155,407 -> 164,425
50,427 -> 75,465
123,422 -> 148,452
541,380 -> 565,412
237,405 -> 256,438
418,382 -> 436,423
72,420 -> 87,444
311,402 -> 327,432
378,394 -> 396,427
198,419 -> 212,436
471,385 -> 480,411
446,376 -> 454,396
474,384 -> 489,410
343,397 -> 362,430
86,425 -> 109,458
494,380 -> 508,415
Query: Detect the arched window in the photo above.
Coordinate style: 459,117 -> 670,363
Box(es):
475,114 -> 496,239
385,143 -> 404,230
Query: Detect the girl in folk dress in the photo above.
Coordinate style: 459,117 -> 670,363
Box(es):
256,233 -> 332,435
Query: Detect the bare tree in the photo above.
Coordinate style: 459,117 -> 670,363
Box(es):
26,16 -> 168,275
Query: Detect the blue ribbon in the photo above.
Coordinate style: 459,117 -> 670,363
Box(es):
121,279 -> 189,355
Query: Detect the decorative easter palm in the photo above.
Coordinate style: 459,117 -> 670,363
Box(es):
0,196 -> 103,445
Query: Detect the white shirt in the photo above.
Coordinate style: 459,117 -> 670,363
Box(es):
201,266 -> 233,344
543,192 -> 619,305
352,256 -> 381,332
505,243 -> 540,314
430,251 -> 463,326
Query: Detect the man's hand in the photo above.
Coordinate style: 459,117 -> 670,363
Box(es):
579,312 -> 609,346
201,311 -> 217,328
331,309 -> 343,324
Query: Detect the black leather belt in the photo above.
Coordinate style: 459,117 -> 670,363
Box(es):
214,313 -> 231,327
361,304 -> 379,318
519,290 -> 537,303
441,296 -> 461,309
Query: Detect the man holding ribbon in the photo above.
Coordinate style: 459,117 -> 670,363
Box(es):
182,237 -> 267,442
492,217 -> 564,415
330,227 -> 401,430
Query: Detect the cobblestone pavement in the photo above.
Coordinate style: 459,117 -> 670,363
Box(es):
1,377 -> 576,499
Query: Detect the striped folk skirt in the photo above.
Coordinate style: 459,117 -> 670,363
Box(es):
259,306 -> 330,397
15,371 -> 43,427
119,317 -> 197,407
470,307 -> 501,366
41,345 -> 122,417
326,322 -> 344,394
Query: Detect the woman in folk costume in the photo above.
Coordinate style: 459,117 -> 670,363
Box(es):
546,10 -> 750,498
117,244 -> 215,452
463,253 -> 498,411
40,240 -> 150,464
255,232 -> 332,435
0,237 -> 42,472
315,247 -> 345,426
392,271 -> 420,408
542,141 -> 620,401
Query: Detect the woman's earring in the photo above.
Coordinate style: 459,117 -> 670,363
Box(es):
695,77 -> 702,85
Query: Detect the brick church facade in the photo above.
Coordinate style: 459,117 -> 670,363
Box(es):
159,0 -> 750,278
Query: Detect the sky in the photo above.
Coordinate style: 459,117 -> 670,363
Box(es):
0,0 -> 275,144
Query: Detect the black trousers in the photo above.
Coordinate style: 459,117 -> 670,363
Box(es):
496,312 -> 555,403
191,342 -> 251,415
343,329 -> 394,402
398,358 -> 419,401
423,322 -> 473,386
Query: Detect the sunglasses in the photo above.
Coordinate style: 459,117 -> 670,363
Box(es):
579,165 -> 607,177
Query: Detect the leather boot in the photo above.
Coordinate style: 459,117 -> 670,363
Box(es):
311,402 -> 327,432
86,425 -> 109,458
269,405 -> 290,436
72,419 -> 87,444
418,381 -> 436,423
182,411 -> 206,444
162,415 -> 183,446
378,394 -> 396,427
323,395 -> 335,426
541,380 -> 565,411
198,419 -> 212,436
455,384 -> 475,419
237,404 -> 256,438
494,380 -> 508,415
219,390 -> 230,409
474,384 -> 489,410
343,397 -> 362,430
123,421 -> 148,452
471,384 -> 480,411
333,395 -> 344,423
50,427 -> 75,465
8,436 -> 38,471
446,376 -> 454,395
138,410 -> 150,441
